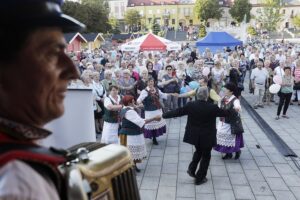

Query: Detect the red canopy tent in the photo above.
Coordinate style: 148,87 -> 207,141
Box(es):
140,33 -> 167,51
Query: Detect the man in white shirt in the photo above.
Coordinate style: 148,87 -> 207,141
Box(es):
276,49 -> 286,62
250,60 -> 269,109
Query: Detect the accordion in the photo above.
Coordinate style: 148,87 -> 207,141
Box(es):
61,142 -> 141,200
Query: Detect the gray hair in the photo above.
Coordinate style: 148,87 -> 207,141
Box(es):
196,87 -> 208,101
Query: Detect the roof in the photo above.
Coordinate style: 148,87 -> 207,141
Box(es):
128,0 -> 179,6
196,32 -> 242,53
64,32 -> 87,44
81,33 -> 105,42
111,33 -> 140,40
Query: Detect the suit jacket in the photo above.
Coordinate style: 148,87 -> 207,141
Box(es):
163,100 -> 228,148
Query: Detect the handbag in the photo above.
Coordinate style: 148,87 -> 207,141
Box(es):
294,82 -> 300,90
230,112 -> 244,135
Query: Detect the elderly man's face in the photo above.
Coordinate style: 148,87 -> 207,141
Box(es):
0,28 -> 78,127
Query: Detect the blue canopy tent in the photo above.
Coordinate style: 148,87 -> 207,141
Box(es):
196,32 -> 242,53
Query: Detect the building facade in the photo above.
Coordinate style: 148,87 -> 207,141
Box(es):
126,0 -> 200,30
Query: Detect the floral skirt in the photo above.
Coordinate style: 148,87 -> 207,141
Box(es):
119,134 -> 147,161
143,109 -> 166,138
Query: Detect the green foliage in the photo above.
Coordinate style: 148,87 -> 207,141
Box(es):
229,0 -> 252,23
194,0 -> 223,22
247,26 -> 257,35
109,17 -> 121,34
199,24 -> 207,37
152,23 -> 161,35
292,15 -> 300,28
124,9 -> 142,32
62,0 -> 111,33
256,0 -> 283,32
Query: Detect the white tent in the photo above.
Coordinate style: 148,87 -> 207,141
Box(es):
120,33 -> 181,52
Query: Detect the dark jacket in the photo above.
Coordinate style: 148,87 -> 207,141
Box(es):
163,100 -> 228,148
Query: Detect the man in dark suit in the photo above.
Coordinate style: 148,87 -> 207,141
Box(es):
163,87 -> 228,185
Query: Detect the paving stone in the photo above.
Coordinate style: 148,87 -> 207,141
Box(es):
167,139 -> 179,147
240,159 -> 259,170
233,185 -> 255,200
249,148 -> 268,157
163,154 -> 179,164
196,193 -> 215,200
266,177 -> 289,191
214,189 -> 235,200
150,149 -> 165,157
273,190 -> 297,200
282,174 -> 300,187
156,186 -> 176,200
195,178 -> 214,194
162,163 -> 178,174
245,169 -> 265,182
254,156 -> 273,167
255,196 -> 276,200
179,152 -> 193,161
141,177 -> 160,190
176,183 -> 195,198
212,177 -> 232,190
210,156 -> 225,166
225,163 -> 244,173
176,198 -> 195,200
159,174 -> 177,187
210,165 -> 228,177
290,187 -> 300,199
260,166 -> 281,178
249,181 -> 273,196
144,165 -> 162,177
228,173 -> 248,185
178,161 -> 189,172
177,171 -> 194,184
148,156 -> 163,166
139,189 -> 157,200
165,147 -> 179,155
275,164 -> 297,175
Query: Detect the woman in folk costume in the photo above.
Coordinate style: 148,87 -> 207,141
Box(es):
119,95 -> 161,172
101,85 -> 122,144
214,82 -> 244,159
137,78 -> 174,145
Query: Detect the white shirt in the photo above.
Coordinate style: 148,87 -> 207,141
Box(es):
274,66 -> 285,77
0,160 -> 59,200
250,67 -> 269,85
137,87 -> 168,104
104,95 -> 121,108
276,54 -> 286,62
124,106 -> 145,128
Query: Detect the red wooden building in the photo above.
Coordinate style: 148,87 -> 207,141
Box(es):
64,32 -> 87,53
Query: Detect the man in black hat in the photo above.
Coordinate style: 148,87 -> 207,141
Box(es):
0,1 -> 84,199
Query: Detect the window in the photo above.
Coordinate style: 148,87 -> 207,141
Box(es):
282,9 -> 285,14
172,19 -> 175,24
149,10 -> 152,14
172,9 -> 176,14
157,9 -> 160,14
114,6 -> 119,13
148,18 -> 152,23
140,10 -> 144,16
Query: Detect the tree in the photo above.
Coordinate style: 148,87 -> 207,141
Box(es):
199,23 -> 207,37
247,26 -> 257,35
229,0 -> 252,23
256,0 -> 283,32
124,9 -> 141,32
62,1 -> 111,33
194,0 -> 223,22
109,17 -> 121,34
152,23 -> 161,35
292,15 -> 300,29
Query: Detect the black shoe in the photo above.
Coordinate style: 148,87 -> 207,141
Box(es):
135,165 -> 141,173
195,177 -> 208,185
222,153 -> 233,160
152,138 -> 158,145
235,151 -> 241,160
187,169 -> 196,178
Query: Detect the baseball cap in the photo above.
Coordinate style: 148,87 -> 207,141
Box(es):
0,0 -> 85,32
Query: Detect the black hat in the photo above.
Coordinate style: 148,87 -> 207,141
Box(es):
0,0 -> 85,32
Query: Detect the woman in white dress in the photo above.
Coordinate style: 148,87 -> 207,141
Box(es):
101,85 -> 122,144
214,82 -> 244,159
119,95 -> 161,172
137,78 -> 173,145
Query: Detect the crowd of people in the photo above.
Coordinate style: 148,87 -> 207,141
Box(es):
68,40 -> 300,181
